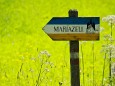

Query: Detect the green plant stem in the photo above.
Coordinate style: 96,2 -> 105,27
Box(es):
36,62 -> 44,86
102,53 -> 106,86
81,44 -> 85,86
110,22 -> 112,38
110,51 -> 112,86
109,22 -> 113,86
92,42 -> 95,86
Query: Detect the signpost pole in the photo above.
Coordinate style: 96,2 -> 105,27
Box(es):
43,9 -> 99,86
69,10 -> 80,86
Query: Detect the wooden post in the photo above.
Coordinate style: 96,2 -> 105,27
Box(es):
69,10 -> 80,86
43,9 -> 99,86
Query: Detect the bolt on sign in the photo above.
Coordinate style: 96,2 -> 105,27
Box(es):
43,17 -> 100,41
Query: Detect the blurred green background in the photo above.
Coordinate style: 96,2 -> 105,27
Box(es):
0,0 -> 115,86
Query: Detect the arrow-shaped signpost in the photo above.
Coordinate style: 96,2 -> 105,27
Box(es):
43,10 -> 100,86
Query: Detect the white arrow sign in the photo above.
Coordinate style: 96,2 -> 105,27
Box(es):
43,17 -> 100,40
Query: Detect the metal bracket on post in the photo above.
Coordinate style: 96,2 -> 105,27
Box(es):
69,9 -> 80,86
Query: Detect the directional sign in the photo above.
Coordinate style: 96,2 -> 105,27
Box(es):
43,17 -> 100,40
